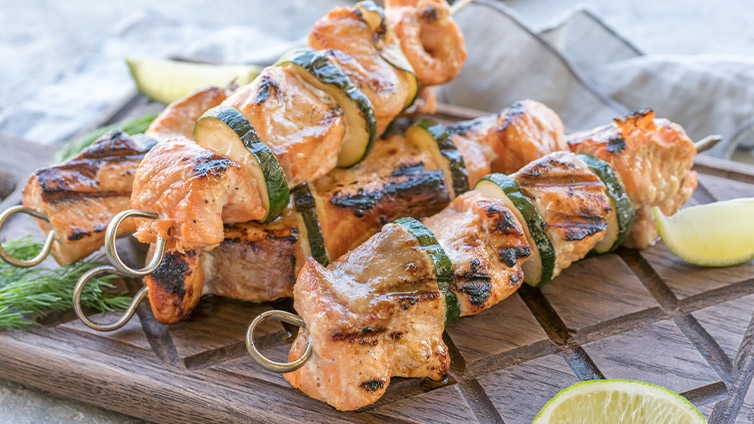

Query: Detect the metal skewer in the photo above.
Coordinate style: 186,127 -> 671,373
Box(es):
73,209 -> 166,331
0,206 -> 55,267
694,134 -> 723,153
246,310 -> 312,373
105,209 -> 167,276
449,0 -> 475,16
73,265 -> 149,331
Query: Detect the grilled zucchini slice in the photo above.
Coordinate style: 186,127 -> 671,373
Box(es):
194,105 -> 289,223
276,48 -> 377,168
475,174 -> 556,287
394,217 -> 459,324
577,154 -> 635,253
354,0 -> 419,110
405,119 -> 469,198
292,183 -> 329,266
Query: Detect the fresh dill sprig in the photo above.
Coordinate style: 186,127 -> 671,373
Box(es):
0,236 -> 132,330
53,113 -> 158,163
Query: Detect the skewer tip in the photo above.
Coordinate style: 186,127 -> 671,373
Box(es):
694,135 -> 723,153
449,0 -> 475,16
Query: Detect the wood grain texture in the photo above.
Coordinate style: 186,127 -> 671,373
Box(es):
59,310 -> 154,352
639,242 -> 754,300
445,294 -> 550,374
167,297 -> 280,361
541,255 -> 661,333
698,173 -> 754,200
372,384 -> 480,423
0,170 -> 16,201
693,294 -> 754,361
583,320 -> 721,394
0,99 -> 753,422
477,354 -> 578,424
0,132 -> 56,243
710,310 -> 754,423
740,380 -> 754,423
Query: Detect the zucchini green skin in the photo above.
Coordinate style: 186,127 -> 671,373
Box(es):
195,105 -> 289,223
355,0 -> 383,16
410,119 -> 469,197
276,47 -> 377,167
394,217 -> 460,324
577,154 -> 635,252
354,0 -> 419,111
292,183 -> 329,266
237,127 -> 289,223
475,174 -> 556,286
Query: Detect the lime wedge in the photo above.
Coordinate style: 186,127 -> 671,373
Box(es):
534,379 -> 705,424
126,58 -> 258,104
655,198 -> 754,267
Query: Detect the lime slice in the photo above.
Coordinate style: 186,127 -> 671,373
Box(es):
126,58 -> 258,104
655,198 -> 754,267
534,379 -> 705,424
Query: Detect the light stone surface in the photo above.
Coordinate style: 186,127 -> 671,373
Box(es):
1,0 -> 753,422
0,379 -> 143,423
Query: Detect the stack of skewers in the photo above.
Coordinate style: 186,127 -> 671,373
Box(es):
0,0 -> 720,412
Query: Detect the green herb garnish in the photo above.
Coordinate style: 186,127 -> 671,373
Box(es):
0,236 -> 131,330
54,113 -> 158,163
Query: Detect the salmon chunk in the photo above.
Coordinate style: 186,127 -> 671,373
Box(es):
130,137 -> 265,252
22,130 -> 155,265
568,109 -> 697,248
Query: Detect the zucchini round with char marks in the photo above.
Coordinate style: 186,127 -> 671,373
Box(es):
276,48 -> 377,168
474,174 -> 556,287
291,183 -> 330,266
394,217 -> 460,323
405,118 -> 469,198
354,0 -> 419,111
194,105 -> 289,223
577,154 -> 635,253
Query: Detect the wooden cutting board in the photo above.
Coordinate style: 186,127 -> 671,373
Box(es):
0,96 -> 753,423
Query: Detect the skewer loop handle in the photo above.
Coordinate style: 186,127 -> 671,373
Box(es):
247,310 -> 312,373
0,206 -> 54,267
73,265 -> 148,331
105,209 -> 166,277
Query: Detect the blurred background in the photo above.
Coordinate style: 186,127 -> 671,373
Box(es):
1,0 -> 753,422
2,0 -> 753,150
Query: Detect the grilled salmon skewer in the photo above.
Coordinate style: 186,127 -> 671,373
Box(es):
0,85 -> 233,267
9,131 -> 157,266
284,191 -> 532,410
451,104 -> 699,250
128,96 -> 548,321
